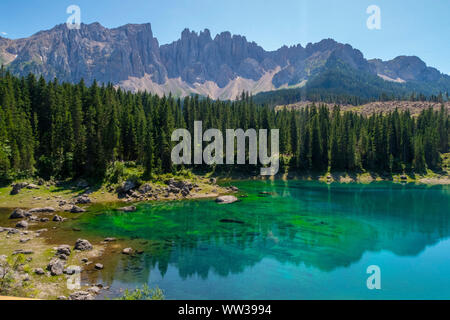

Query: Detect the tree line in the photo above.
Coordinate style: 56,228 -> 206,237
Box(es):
0,70 -> 448,182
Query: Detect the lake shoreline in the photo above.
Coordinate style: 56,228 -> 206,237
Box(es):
1,170 -> 449,209
218,170 -> 450,185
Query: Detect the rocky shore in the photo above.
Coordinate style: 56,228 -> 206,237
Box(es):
0,176 -> 239,299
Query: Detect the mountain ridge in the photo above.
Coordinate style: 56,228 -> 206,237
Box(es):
0,22 -> 449,101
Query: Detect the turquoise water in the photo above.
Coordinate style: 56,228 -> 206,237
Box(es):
75,181 -> 450,300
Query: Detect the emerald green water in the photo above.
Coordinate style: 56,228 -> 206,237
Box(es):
75,181 -> 450,300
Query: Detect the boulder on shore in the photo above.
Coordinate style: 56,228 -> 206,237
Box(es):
47,258 -> 66,276
52,215 -> 64,222
13,249 -> 34,255
69,291 -> 94,301
70,205 -> 86,213
215,196 -> 239,204
74,195 -> 91,204
34,268 -> 45,275
10,182 -> 29,195
9,208 -> 28,219
117,180 -> 137,194
15,220 -> 29,229
74,239 -> 93,251
56,245 -> 71,256
28,207 -> 56,213
138,183 -> 152,194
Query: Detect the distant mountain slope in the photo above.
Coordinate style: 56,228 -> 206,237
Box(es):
0,22 -> 449,101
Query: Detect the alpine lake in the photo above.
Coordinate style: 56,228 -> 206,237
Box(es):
2,180 -> 450,300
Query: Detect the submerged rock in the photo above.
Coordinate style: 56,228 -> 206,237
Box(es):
220,219 -> 245,224
117,206 -> 137,212
122,248 -> 133,255
94,263 -> 104,270
215,196 -> 239,204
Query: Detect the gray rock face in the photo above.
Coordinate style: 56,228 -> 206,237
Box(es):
74,239 -> 93,251
2,23 -> 448,99
5,23 -> 166,86
215,196 -> 239,204
160,29 -> 268,88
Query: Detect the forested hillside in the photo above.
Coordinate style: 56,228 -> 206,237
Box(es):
0,70 -> 448,182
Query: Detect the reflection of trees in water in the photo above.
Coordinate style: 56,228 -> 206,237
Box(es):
81,181 -> 450,286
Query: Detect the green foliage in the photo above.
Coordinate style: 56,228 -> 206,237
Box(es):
0,71 -> 448,181
116,284 -> 165,300
0,254 -> 34,297
105,161 -> 126,185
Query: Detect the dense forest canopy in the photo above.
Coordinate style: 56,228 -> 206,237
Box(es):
0,69 -> 448,182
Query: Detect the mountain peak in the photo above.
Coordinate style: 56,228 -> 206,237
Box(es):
2,22 -> 448,100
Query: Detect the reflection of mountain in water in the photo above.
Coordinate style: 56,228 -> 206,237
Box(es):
77,181 -> 450,286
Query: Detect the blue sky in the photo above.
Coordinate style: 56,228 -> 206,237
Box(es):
1,0 -> 449,74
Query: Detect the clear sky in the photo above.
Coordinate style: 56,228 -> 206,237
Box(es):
1,0 -> 449,74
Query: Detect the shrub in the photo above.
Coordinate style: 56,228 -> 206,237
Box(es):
116,284 -> 165,300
